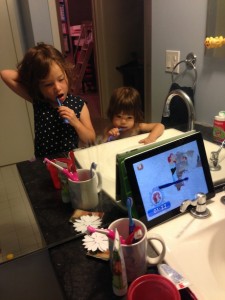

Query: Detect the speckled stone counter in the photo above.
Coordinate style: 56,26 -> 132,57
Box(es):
17,158 -> 126,246
17,158 -> 130,299
16,158 -> 164,299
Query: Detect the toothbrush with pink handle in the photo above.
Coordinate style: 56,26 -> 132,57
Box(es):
87,225 -> 126,244
43,158 -> 79,181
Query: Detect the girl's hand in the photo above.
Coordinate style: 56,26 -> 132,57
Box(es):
139,137 -> 154,145
108,127 -> 121,138
139,136 -> 156,145
58,103 -> 95,145
57,106 -> 78,124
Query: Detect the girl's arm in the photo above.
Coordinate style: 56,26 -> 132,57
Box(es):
138,122 -> 165,144
59,103 -> 96,145
0,70 -> 32,102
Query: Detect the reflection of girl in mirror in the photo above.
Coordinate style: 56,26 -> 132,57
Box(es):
103,87 -> 164,144
0,43 -> 95,158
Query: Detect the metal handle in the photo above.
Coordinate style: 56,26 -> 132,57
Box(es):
171,52 -> 197,90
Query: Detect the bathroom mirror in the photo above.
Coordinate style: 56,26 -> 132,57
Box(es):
3,0 -> 218,264
205,0 -> 225,58
0,0 -> 144,264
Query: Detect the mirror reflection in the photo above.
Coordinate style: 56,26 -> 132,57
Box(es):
56,0 -> 145,121
0,0 -> 145,263
2,0 -> 218,264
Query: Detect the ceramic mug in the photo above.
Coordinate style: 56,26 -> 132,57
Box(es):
108,218 -> 166,282
68,169 -> 102,210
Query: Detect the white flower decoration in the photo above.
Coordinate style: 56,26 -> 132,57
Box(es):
73,215 -> 102,233
82,232 -> 109,252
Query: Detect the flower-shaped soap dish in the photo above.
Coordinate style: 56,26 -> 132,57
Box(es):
73,215 -> 102,233
82,232 -> 109,252
73,214 -> 110,260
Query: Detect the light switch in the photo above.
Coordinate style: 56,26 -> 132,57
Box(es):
165,50 -> 180,73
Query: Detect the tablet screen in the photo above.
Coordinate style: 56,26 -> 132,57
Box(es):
125,132 -> 215,228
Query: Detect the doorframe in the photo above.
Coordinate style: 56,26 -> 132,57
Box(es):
144,0 -> 152,122
91,0 -> 108,117
92,0 -> 149,120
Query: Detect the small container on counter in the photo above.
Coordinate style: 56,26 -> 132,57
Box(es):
213,112 -> 225,143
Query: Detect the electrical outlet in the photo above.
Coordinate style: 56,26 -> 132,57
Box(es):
165,50 -> 180,73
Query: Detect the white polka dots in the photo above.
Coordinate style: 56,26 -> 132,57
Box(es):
33,94 -> 84,157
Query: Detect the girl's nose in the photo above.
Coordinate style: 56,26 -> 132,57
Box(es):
54,81 -> 61,92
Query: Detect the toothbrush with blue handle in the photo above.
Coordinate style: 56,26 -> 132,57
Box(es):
90,162 -> 97,178
126,197 -> 135,234
56,97 -> 69,124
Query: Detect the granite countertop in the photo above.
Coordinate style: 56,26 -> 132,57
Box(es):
16,126 -> 215,300
17,159 -> 126,246
16,156 -> 196,300
17,158 -> 131,299
194,123 -> 213,142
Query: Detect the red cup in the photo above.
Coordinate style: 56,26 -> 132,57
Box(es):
46,158 -> 73,189
127,274 -> 181,300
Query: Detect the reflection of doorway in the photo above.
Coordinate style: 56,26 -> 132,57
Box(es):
56,0 -> 144,119
56,0 -> 101,119
92,0 -> 144,117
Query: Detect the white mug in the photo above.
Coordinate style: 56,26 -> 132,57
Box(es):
108,218 -> 166,282
68,169 -> 102,210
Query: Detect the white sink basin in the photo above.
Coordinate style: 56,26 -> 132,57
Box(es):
148,191 -> 225,300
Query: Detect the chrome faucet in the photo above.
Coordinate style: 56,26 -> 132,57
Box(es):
162,89 -> 195,131
180,193 -> 210,219
209,139 -> 225,171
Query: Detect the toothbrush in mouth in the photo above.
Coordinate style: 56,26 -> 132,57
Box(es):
56,97 -> 69,124
107,128 -> 124,142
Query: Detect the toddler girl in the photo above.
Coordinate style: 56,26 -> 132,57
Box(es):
104,87 -> 164,144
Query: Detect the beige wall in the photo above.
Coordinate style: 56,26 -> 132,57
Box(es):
0,0 -> 34,165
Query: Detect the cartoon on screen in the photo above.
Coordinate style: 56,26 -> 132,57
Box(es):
134,145 -> 205,221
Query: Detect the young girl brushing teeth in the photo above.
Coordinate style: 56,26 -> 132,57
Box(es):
104,87 -> 164,144
0,43 -> 95,157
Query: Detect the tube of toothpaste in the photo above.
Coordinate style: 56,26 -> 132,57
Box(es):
158,263 -> 190,290
112,228 -> 127,296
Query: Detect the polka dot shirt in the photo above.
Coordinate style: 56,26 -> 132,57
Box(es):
33,94 -> 84,157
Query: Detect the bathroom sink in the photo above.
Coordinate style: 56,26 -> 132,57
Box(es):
75,127 -> 225,298
148,191 -> 225,300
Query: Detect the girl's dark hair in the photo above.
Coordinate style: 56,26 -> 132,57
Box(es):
17,43 -> 73,99
107,87 -> 144,123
